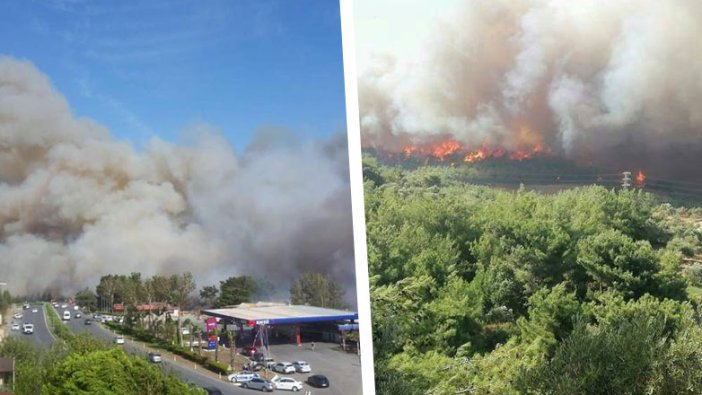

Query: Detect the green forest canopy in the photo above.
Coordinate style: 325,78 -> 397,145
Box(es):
364,155 -> 702,395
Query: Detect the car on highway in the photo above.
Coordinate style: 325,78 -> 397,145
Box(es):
10,323 -> 20,331
61,304 -> 67,309
306,375 -> 330,388
23,304 -> 29,309
62,311 -> 71,320
242,377 -> 274,392
31,308 -> 38,313
273,362 -> 296,374
84,318 -> 92,325
292,361 -> 311,373
272,376 -> 304,391
75,312 -> 82,318
113,336 -> 125,345
148,352 -> 162,363
227,371 -> 260,383
22,324 -> 34,334
13,313 -> 22,319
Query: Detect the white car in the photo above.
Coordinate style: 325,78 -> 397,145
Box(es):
13,313 -> 22,319
292,361 -> 311,373
148,352 -> 162,363
31,308 -> 38,313
10,323 -> 20,331
75,313 -> 82,318
73,305 -> 79,311
272,376 -> 304,391
273,362 -> 296,374
227,371 -> 260,383
61,304 -> 67,309
113,336 -> 125,345
22,324 -> 34,334
63,311 -> 71,321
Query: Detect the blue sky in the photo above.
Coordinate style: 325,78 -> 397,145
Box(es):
0,0 -> 347,151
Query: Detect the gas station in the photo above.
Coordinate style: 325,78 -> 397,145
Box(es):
201,302 -> 359,353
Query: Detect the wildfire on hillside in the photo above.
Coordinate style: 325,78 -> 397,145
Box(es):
392,138 -> 548,164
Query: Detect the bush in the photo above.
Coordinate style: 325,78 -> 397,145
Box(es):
205,360 -> 230,375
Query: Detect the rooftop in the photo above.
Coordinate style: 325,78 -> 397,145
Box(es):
202,302 -> 358,325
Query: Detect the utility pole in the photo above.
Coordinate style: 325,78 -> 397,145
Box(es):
622,171 -> 631,190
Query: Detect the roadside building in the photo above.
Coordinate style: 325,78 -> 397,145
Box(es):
0,357 -> 14,392
201,302 -> 359,354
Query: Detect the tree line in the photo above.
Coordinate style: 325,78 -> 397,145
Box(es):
364,155 -> 702,394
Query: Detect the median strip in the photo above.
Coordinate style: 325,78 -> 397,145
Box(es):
43,302 -> 73,341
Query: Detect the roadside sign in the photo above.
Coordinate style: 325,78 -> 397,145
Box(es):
205,317 -> 217,331
208,340 -> 217,349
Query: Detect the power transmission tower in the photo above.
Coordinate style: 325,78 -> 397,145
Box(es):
622,171 -> 631,190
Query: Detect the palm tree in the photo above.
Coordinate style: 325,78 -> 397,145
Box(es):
213,329 -> 220,363
194,328 -> 202,357
189,323 -> 195,350
223,331 -> 235,369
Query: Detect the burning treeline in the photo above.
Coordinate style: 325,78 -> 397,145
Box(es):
358,0 -> 702,181
0,57 -> 355,301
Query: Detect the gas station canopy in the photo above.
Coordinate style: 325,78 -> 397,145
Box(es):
201,302 -> 358,326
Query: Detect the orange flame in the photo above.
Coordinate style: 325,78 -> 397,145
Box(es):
635,170 -> 646,185
431,140 -> 462,161
400,138 -> 546,163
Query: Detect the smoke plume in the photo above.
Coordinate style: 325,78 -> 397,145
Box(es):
0,57 -> 355,304
359,0 -> 702,179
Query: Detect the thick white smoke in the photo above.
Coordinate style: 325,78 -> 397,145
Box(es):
359,0 -> 702,178
0,57 -> 355,303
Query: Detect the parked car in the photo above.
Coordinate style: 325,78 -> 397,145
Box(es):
148,352 -> 162,363
273,362 -> 296,374
243,361 -> 265,372
272,375 -> 304,391
10,323 -> 20,331
242,377 -> 274,392
241,346 -> 258,357
113,336 -> 125,345
22,324 -> 34,334
306,375 -> 330,388
227,371 -> 260,383
292,361 -> 311,373
262,357 -> 276,369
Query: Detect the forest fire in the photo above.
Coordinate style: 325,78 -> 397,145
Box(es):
635,170 -> 646,186
395,139 -> 547,164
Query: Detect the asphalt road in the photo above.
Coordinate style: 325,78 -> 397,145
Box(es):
7,303 -> 55,348
56,304 -> 250,395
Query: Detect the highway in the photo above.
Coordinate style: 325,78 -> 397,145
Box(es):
7,303 -> 55,348
54,304 -> 249,395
